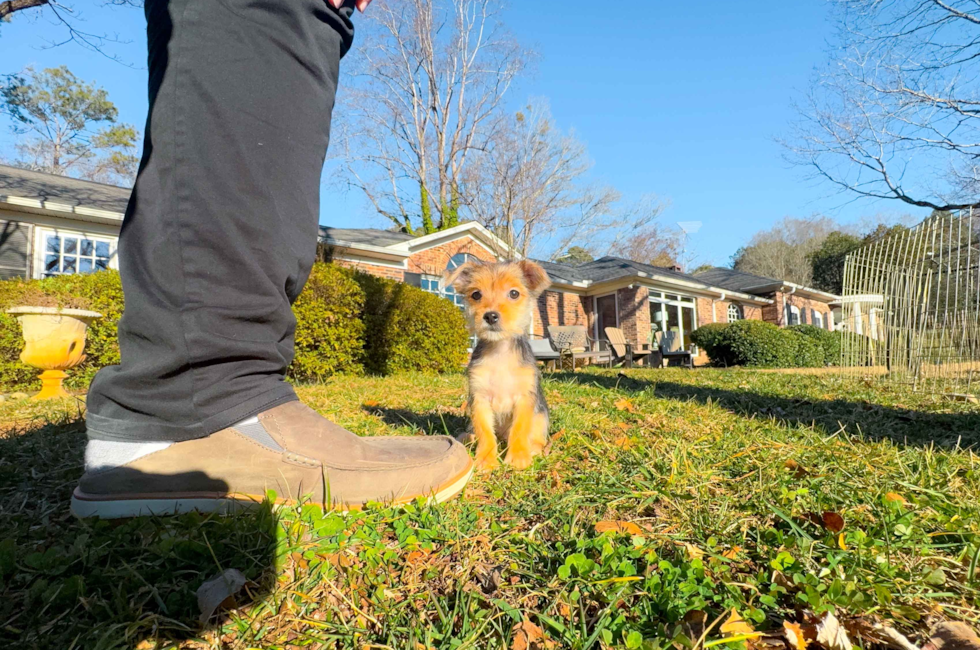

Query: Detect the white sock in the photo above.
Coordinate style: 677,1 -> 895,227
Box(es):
84,415 -> 261,472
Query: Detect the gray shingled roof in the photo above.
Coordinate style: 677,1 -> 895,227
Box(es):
692,267 -> 782,293
318,226 -> 415,247
539,256 -> 716,288
0,164 -> 131,214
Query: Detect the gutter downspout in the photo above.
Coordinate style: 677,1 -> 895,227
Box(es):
712,292 -> 726,323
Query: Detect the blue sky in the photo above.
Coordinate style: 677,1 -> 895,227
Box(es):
0,1 -> 928,266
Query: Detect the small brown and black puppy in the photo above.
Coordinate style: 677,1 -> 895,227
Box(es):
444,259 -> 552,470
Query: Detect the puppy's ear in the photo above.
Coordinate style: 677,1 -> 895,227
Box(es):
443,261 -> 478,291
518,260 -> 551,295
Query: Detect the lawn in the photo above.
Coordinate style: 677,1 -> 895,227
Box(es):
1,368 -> 979,649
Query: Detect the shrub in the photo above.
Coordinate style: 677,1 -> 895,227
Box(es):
355,271 -> 469,375
717,320 -> 795,368
0,271 -> 124,390
690,323 -> 729,363
290,263 -> 365,380
787,324 -> 840,366
785,330 -> 826,368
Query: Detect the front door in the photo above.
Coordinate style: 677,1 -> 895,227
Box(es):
595,294 -> 617,340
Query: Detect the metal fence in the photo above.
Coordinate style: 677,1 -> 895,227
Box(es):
840,209 -> 980,395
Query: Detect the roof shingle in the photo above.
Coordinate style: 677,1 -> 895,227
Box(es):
0,164 -> 131,214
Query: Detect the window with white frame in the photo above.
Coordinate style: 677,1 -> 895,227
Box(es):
35,229 -> 116,279
441,253 -> 478,308
419,274 -> 441,294
727,303 -> 743,322
649,291 -> 698,350
813,310 -> 824,329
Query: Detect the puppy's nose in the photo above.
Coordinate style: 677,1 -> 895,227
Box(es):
483,311 -> 500,325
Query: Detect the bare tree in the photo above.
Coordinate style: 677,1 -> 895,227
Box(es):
1,1 -> 142,61
788,0 -> 980,211
608,222 -> 682,268
731,216 -> 839,286
337,0 -> 528,234
466,100 -> 663,260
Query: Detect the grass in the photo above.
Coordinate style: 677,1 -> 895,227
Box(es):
1,367 -> 979,649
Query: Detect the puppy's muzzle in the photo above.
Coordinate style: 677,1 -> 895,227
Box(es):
483,311 -> 501,328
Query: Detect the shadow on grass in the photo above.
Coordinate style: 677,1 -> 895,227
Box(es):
364,404 -> 470,439
552,371 -> 980,448
0,410 -> 277,650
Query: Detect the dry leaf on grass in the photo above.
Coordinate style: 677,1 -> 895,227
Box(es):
595,520 -> 643,536
720,608 -> 758,636
784,621 -> 808,650
197,568 -> 247,624
816,611 -> 853,650
821,512 -> 845,533
614,398 -> 637,413
923,622 -> 980,650
884,492 -> 908,506
784,459 -> 809,478
511,619 -> 553,650
722,545 -> 743,560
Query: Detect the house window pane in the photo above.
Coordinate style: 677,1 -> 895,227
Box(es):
596,294 -> 617,340
80,239 -> 94,256
63,238 -> 78,254
681,305 -> 695,349
39,231 -> 114,278
96,257 -> 108,270
727,303 -> 742,321
45,255 -> 60,274
665,294 -> 679,302
667,303 -> 681,333
650,301 -> 665,333
79,258 -> 93,273
62,256 -> 76,273
95,241 -> 110,257
46,236 -> 61,254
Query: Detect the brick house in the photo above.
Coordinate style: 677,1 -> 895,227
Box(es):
320,226 -> 840,365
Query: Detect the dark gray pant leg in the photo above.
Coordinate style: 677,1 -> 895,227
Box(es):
85,0 -> 354,442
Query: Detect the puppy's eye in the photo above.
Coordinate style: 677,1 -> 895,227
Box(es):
509,289 -> 520,300
470,290 -> 482,301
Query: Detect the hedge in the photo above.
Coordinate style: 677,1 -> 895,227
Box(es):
0,263 -> 469,390
691,320 -> 844,368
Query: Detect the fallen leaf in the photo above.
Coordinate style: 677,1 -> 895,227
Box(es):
720,608 -> 756,636
511,618 -> 553,650
614,398 -> 637,413
883,492 -> 907,506
838,533 -> 847,550
784,621 -> 808,650
363,399 -> 380,408
923,622 -> 980,650
784,459 -> 809,478
816,611 -> 853,650
821,511 -> 845,533
197,568 -> 247,624
613,436 -> 633,449
723,546 -> 743,560
595,520 -> 643,536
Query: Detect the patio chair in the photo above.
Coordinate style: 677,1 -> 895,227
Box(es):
528,336 -> 561,370
604,326 -> 652,368
547,325 -> 612,369
654,330 -> 693,368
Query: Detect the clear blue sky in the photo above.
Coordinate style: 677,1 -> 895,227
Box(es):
0,1 -> 928,266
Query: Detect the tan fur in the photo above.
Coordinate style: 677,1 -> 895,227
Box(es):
445,259 -> 551,470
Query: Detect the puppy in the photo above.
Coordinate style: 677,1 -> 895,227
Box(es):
444,259 -> 552,470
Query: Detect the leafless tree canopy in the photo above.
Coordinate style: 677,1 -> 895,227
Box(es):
732,216 -> 841,286
789,0 -> 980,211
0,0 -> 143,61
337,0 -> 528,234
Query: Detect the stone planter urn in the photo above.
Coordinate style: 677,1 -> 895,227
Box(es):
7,307 -> 102,400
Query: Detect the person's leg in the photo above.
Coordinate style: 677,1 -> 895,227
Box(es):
74,0 -> 472,517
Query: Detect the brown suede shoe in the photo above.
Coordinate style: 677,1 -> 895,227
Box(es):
71,401 -> 473,518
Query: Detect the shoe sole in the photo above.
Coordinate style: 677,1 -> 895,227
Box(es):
70,463 -> 474,519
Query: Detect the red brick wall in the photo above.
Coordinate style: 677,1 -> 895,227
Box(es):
616,286 -> 651,346
333,259 -> 405,282
407,237 -> 496,276
534,290 -> 589,337
779,292 -> 834,330
696,298 -> 765,325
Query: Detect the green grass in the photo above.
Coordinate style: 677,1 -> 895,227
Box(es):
1,368 -> 979,649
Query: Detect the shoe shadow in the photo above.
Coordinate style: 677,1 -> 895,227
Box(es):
0,411 -> 276,649
363,404 -> 470,439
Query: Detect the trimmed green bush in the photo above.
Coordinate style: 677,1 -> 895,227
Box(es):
718,320 -> 795,368
690,323 -> 728,362
0,271 -> 124,390
787,324 -> 840,366
355,272 -> 469,375
785,330 -> 826,368
290,263 -> 365,380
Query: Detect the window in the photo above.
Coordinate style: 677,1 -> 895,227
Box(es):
727,303 -> 743,322
442,253 -> 478,308
786,305 -> 801,326
419,274 -> 441,294
649,291 -> 698,351
37,230 -> 115,279
813,310 -> 824,329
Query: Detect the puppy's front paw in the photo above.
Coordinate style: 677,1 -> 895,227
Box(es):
474,451 -> 500,472
503,450 -> 536,470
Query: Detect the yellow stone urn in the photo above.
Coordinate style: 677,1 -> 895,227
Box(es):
7,307 -> 102,400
